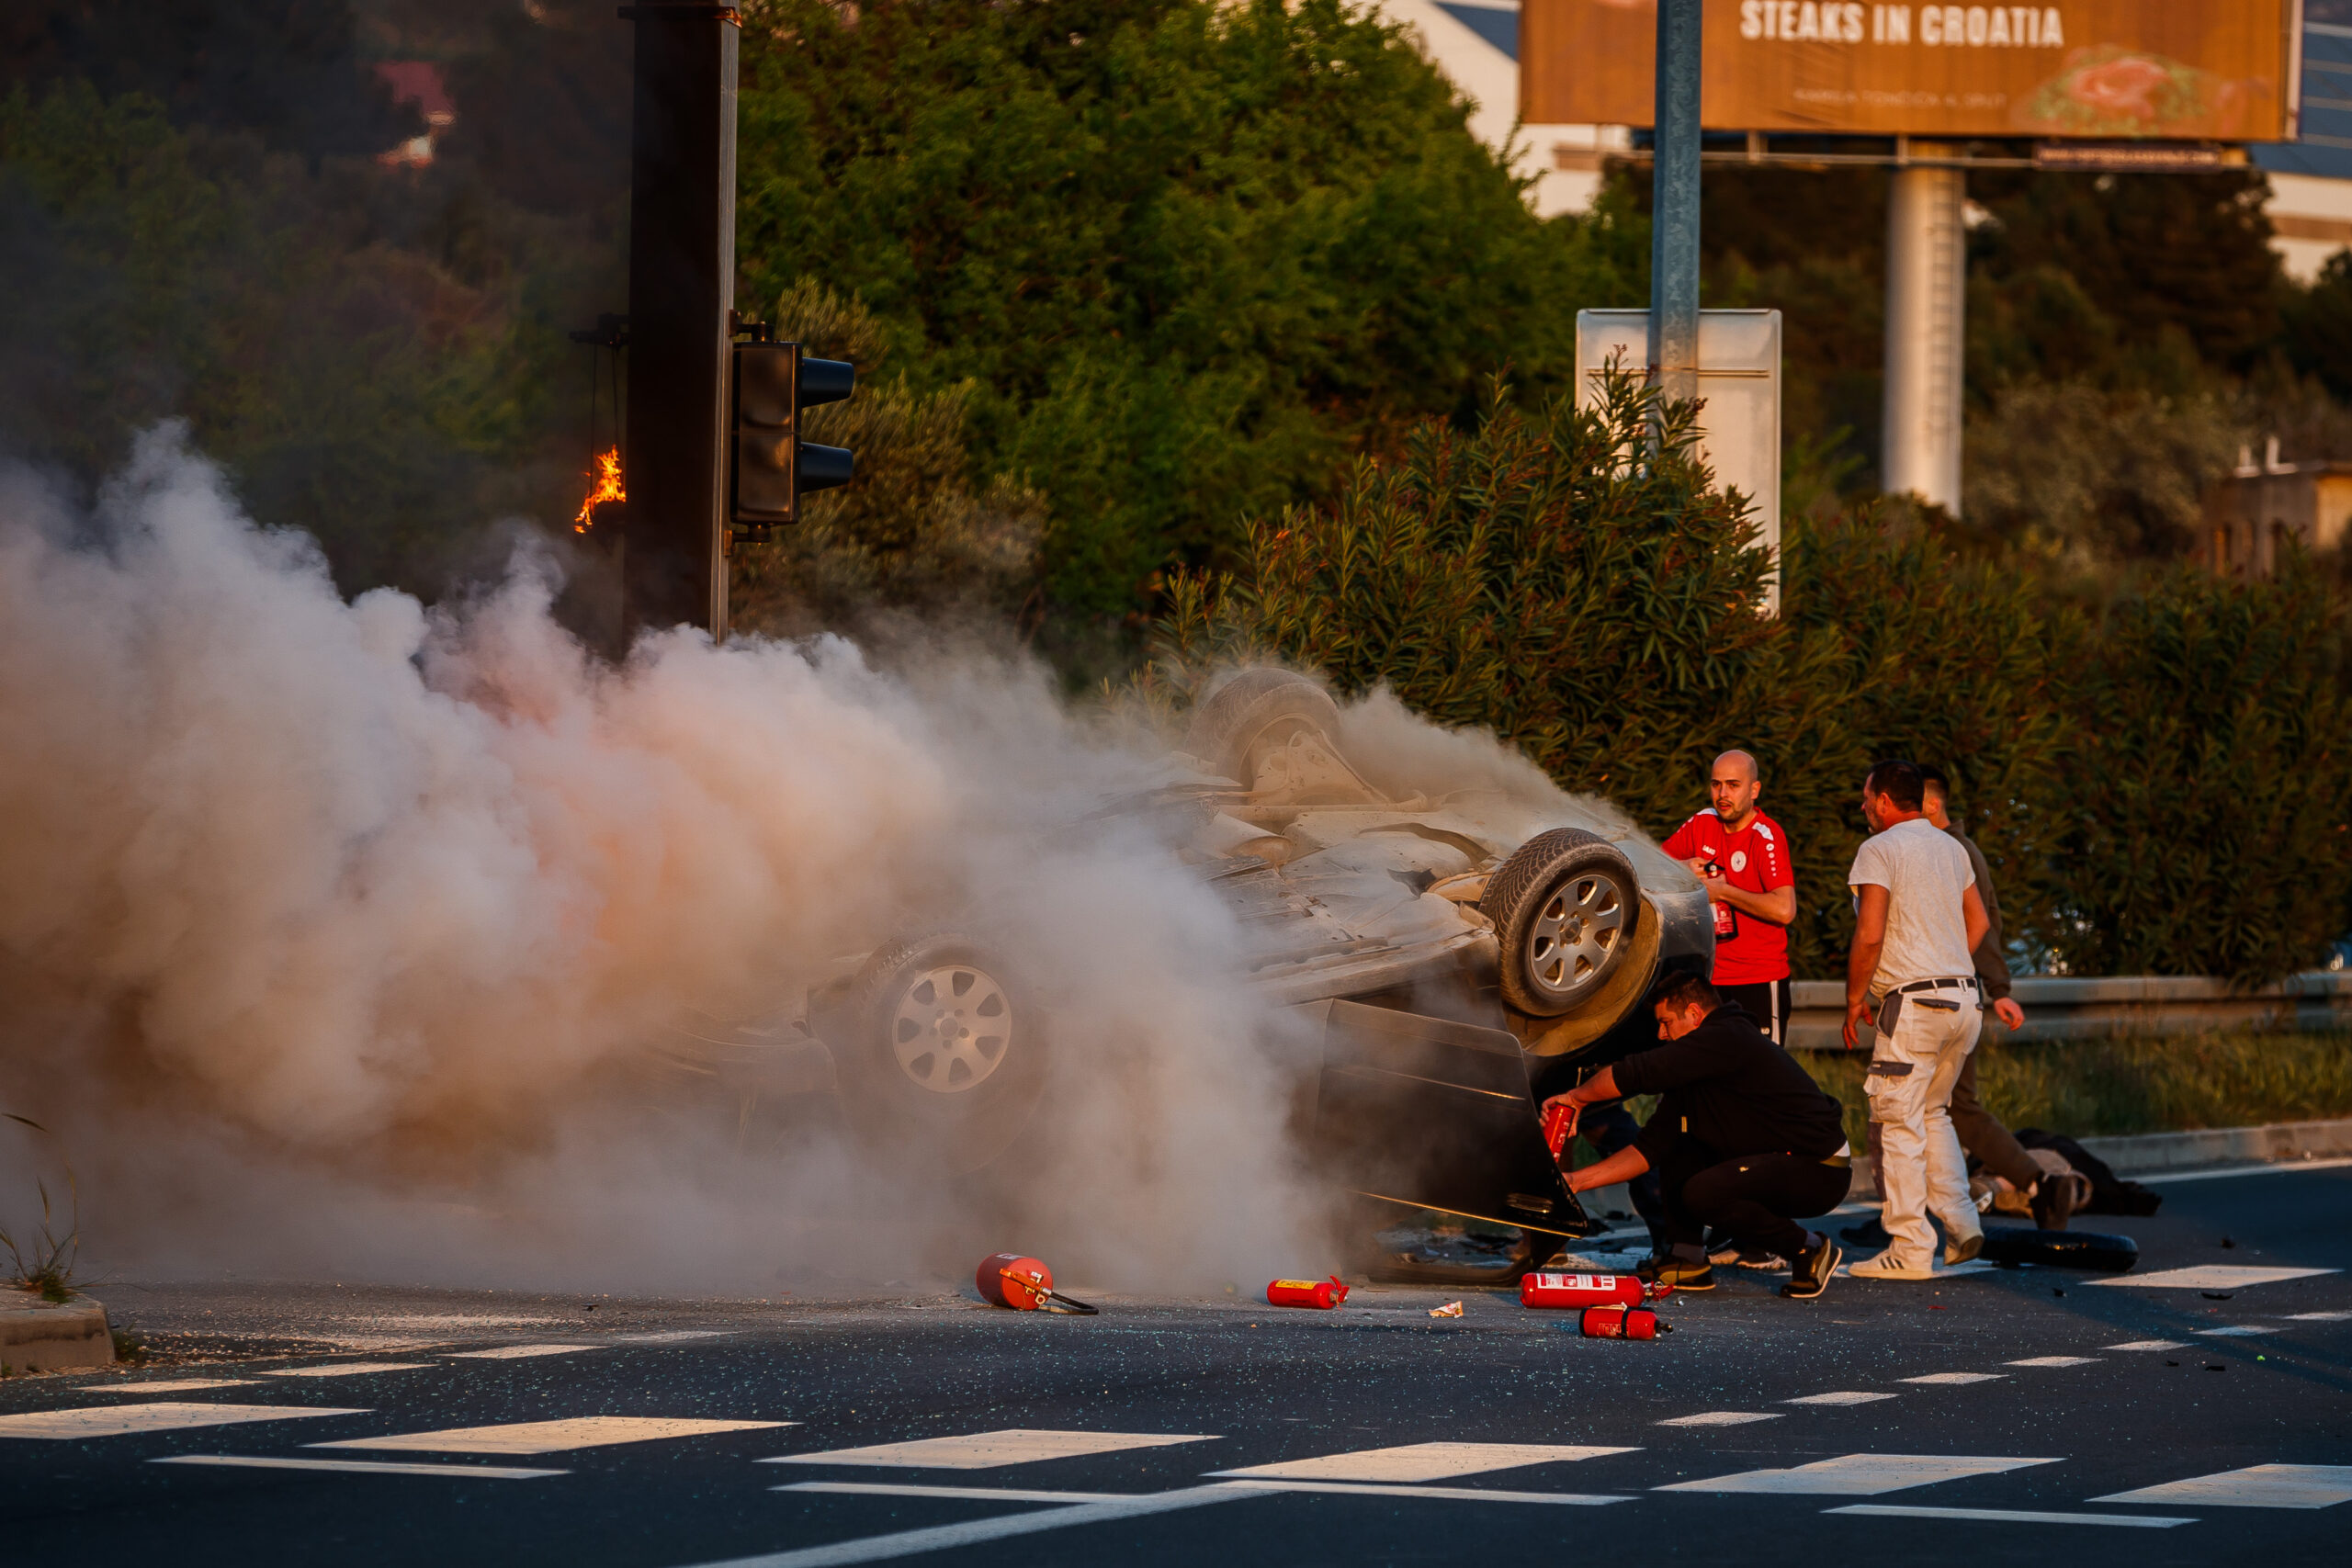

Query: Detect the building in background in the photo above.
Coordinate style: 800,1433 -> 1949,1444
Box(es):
2206,437 -> 2352,578
2258,6 -> 2352,280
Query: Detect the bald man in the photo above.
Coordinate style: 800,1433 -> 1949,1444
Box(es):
1661,750 -> 1798,1044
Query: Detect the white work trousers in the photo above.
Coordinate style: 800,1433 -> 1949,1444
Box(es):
1865,990 -> 1984,1269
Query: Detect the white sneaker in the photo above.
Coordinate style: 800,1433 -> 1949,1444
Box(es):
1945,1233 -> 1984,1266
1847,1251 -> 1936,1281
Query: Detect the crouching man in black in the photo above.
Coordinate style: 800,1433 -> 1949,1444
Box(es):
1542,973 -> 1852,1299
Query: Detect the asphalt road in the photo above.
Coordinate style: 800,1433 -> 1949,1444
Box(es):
5,1165 -> 2347,1567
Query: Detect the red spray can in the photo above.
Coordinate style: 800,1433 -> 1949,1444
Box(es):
1520,1271 -> 1647,1310
1266,1276 -> 1350,1309
1580,1304 -> 1669,1339
1542,1100 -> 1574,1159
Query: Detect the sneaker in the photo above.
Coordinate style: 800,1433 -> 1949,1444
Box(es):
1706,1239 -> 1743,1266
1846,1251 -> 1935,1281
1781,1234 -> 1841,1299
2030,1172 -> 2077,1232
1736,1249 -> 1789,1271
1944,1232 -> 1984,1266
1635,1255 -> 1716,1292
1840,1215 -> 1893,1248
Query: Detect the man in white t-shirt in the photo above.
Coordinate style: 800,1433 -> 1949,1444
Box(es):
1842,759 -> 1993,1280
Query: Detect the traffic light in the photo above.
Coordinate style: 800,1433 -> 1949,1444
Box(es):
730,338 -> 855,539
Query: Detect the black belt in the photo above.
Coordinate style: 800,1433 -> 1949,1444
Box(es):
1892,976 -> 1977,995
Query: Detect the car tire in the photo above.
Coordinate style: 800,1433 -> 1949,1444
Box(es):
1480,829 -> 1643,1017
1182,669 -> 1343,786
836,934 -> 1048,1173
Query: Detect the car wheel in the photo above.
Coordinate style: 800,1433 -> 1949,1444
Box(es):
1480,829 -> 1643,1017
838,934 -> 1048,1172
1182,668 -> 1343,786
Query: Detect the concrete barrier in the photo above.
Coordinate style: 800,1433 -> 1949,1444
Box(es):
1786,970 -> 2352,1051
0,1292 -> 112,1371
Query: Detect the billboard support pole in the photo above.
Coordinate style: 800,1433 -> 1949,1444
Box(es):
1648,0 -> 1702,416
1881,144 -> 1966,514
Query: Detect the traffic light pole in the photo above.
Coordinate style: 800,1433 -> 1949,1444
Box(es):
620,2 -> 739,640
1647,0 -> 1702,412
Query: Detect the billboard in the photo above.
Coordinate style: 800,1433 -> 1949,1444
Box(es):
1521,1 -> 2300,141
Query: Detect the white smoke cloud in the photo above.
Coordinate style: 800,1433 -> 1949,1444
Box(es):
0,428 -> 1324,1293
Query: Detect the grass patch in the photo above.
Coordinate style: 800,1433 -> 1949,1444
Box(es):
1802,1029 -> 2352,1148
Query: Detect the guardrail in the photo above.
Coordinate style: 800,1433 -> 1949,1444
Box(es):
1784,971 -> 2352,1051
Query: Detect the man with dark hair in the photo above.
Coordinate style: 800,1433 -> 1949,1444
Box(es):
1848,766 -> 2073,1247
1544,972 -> 1851,1300
1843,759 -> 1994,1280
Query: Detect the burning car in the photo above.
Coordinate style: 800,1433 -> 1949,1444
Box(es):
661,670 -> 1712,1260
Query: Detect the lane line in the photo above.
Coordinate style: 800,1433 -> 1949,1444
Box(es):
2005,1357 -> 2099,1368
1222,1479 -> 1634,1506
1900,1373 -> 2004,1385
1827,1504 -> 2193,1529
779,1483 -> 1136,1505
1657,1412 -> 1780,1427
319,1416 -> 790,1455
2093,1464 -> 2352,1510
2194,1326 -> 2279,1337
0,1404 -> 368,1439
1208,1442 -> 1634,1483
2105,1340 -> 2188,1351
780,1480 -> 1634,1507
1657,1454 -> 2061,1496
2285,1311 -> 2352,1321
616,1331 -> 729,1344
1783,1393 -> 1898,1406
2135,1157 -> 2352,1184
2087,1266 -> 2337,1291
770,1431 -> 1216,1471
87,1380 -> 256,1393
444,1345 -> 603,1360
154,1454 -> 567,1480
674,1482 -> 1263,1567
259,1363 -> 431,1378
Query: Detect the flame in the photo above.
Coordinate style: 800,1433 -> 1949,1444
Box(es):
574,447 -> 624,532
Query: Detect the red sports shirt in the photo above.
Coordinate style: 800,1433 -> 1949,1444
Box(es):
1660,807 -> 1794,985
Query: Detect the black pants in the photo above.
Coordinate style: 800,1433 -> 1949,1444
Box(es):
1654,1139 -> 1849,1261
1575,1101 -> 1668,1250
1717,978 -> 1792,1044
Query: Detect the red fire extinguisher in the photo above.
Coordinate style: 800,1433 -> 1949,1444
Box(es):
1266,1276 -> 1350,1309
1580,1304 -> 1671,1339
1520,1271 -> 1668,1310
976,1253 -> 1099,1314
1542,1100 -> 1574,1159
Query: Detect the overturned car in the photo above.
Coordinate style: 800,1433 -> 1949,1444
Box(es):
662,670 -> 1713,1258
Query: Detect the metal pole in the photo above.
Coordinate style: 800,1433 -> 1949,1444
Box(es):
1648,0 -> 1702,409
621,2 -> 740,639
1881,148 -> 1966,513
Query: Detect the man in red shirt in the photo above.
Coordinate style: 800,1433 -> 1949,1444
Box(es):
1661,750 -> 1797,1043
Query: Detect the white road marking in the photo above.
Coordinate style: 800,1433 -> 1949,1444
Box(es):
2005,1357 -> 2098,1368
1899,1373 -> 2004,1385
769,1430 -> 1214,1471
1828,1504 -> 2193,1529
2088,1266 -> 2338,1291
444,1345 -> 602,1359
1656,1412 -> 1781,1427
2194,1325 -> 2278,1337
361,1314 -> 566,1329
672,1482 -> 1262,1567
616,1331 -> 729,1343
780,1479 -> 1631,1507
1208,1441 -> 1634,1483
2105,1340 -> 2188,1351
259,1363 -> 431,1378
296,1336 -> 440,1351
319,1416 -> 789,1455
2095,1464 -> 2352,1510
2137,1156 -> 2352,1183
2284,1311 -> 2352,1321
87,1380 -> 256,1393
154,1454 -> 567,1480
1657,1454 -> 2061,1495
780,1482 -> 1138,1504
1783,1393 -> 1898,1406
0,1403 -> 368,1439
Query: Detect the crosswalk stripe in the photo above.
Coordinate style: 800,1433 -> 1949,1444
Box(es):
768,1430 -> 1215,1471
2193,1325 -> 2278,1337
780,1482 -> 1136,1504
616,1331 -> 729,1344
2105,1340 -> 2188,1351
1208,1442 -> 1634,1483
2088,1266 -> 2337,1291
676,1482 -> 1262,1567
88,1380 -> 256,1393
317,1416 -> 789,1455
153,1454 -> 568,1480
1657,1412 -> 1780,1427
444,1345 -> 602,1359
1900,1373 -> 2004,1385
1657,1454 -> 2060,1495
1783,1393 -> 1898,1406
2284,1311 -> 2352,1322
2004,1357 -> 2098,1368
259,1363 -> 430,1378
1828,1504 -> 2193,1529
2092,1464 -> 2352,1510
780,1479 -> 1632,1507
0,1403 -> 368,1439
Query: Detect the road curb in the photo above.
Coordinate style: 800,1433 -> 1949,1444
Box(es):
1838,1116 -> 2352,1200
0,1292 -> 114,1372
